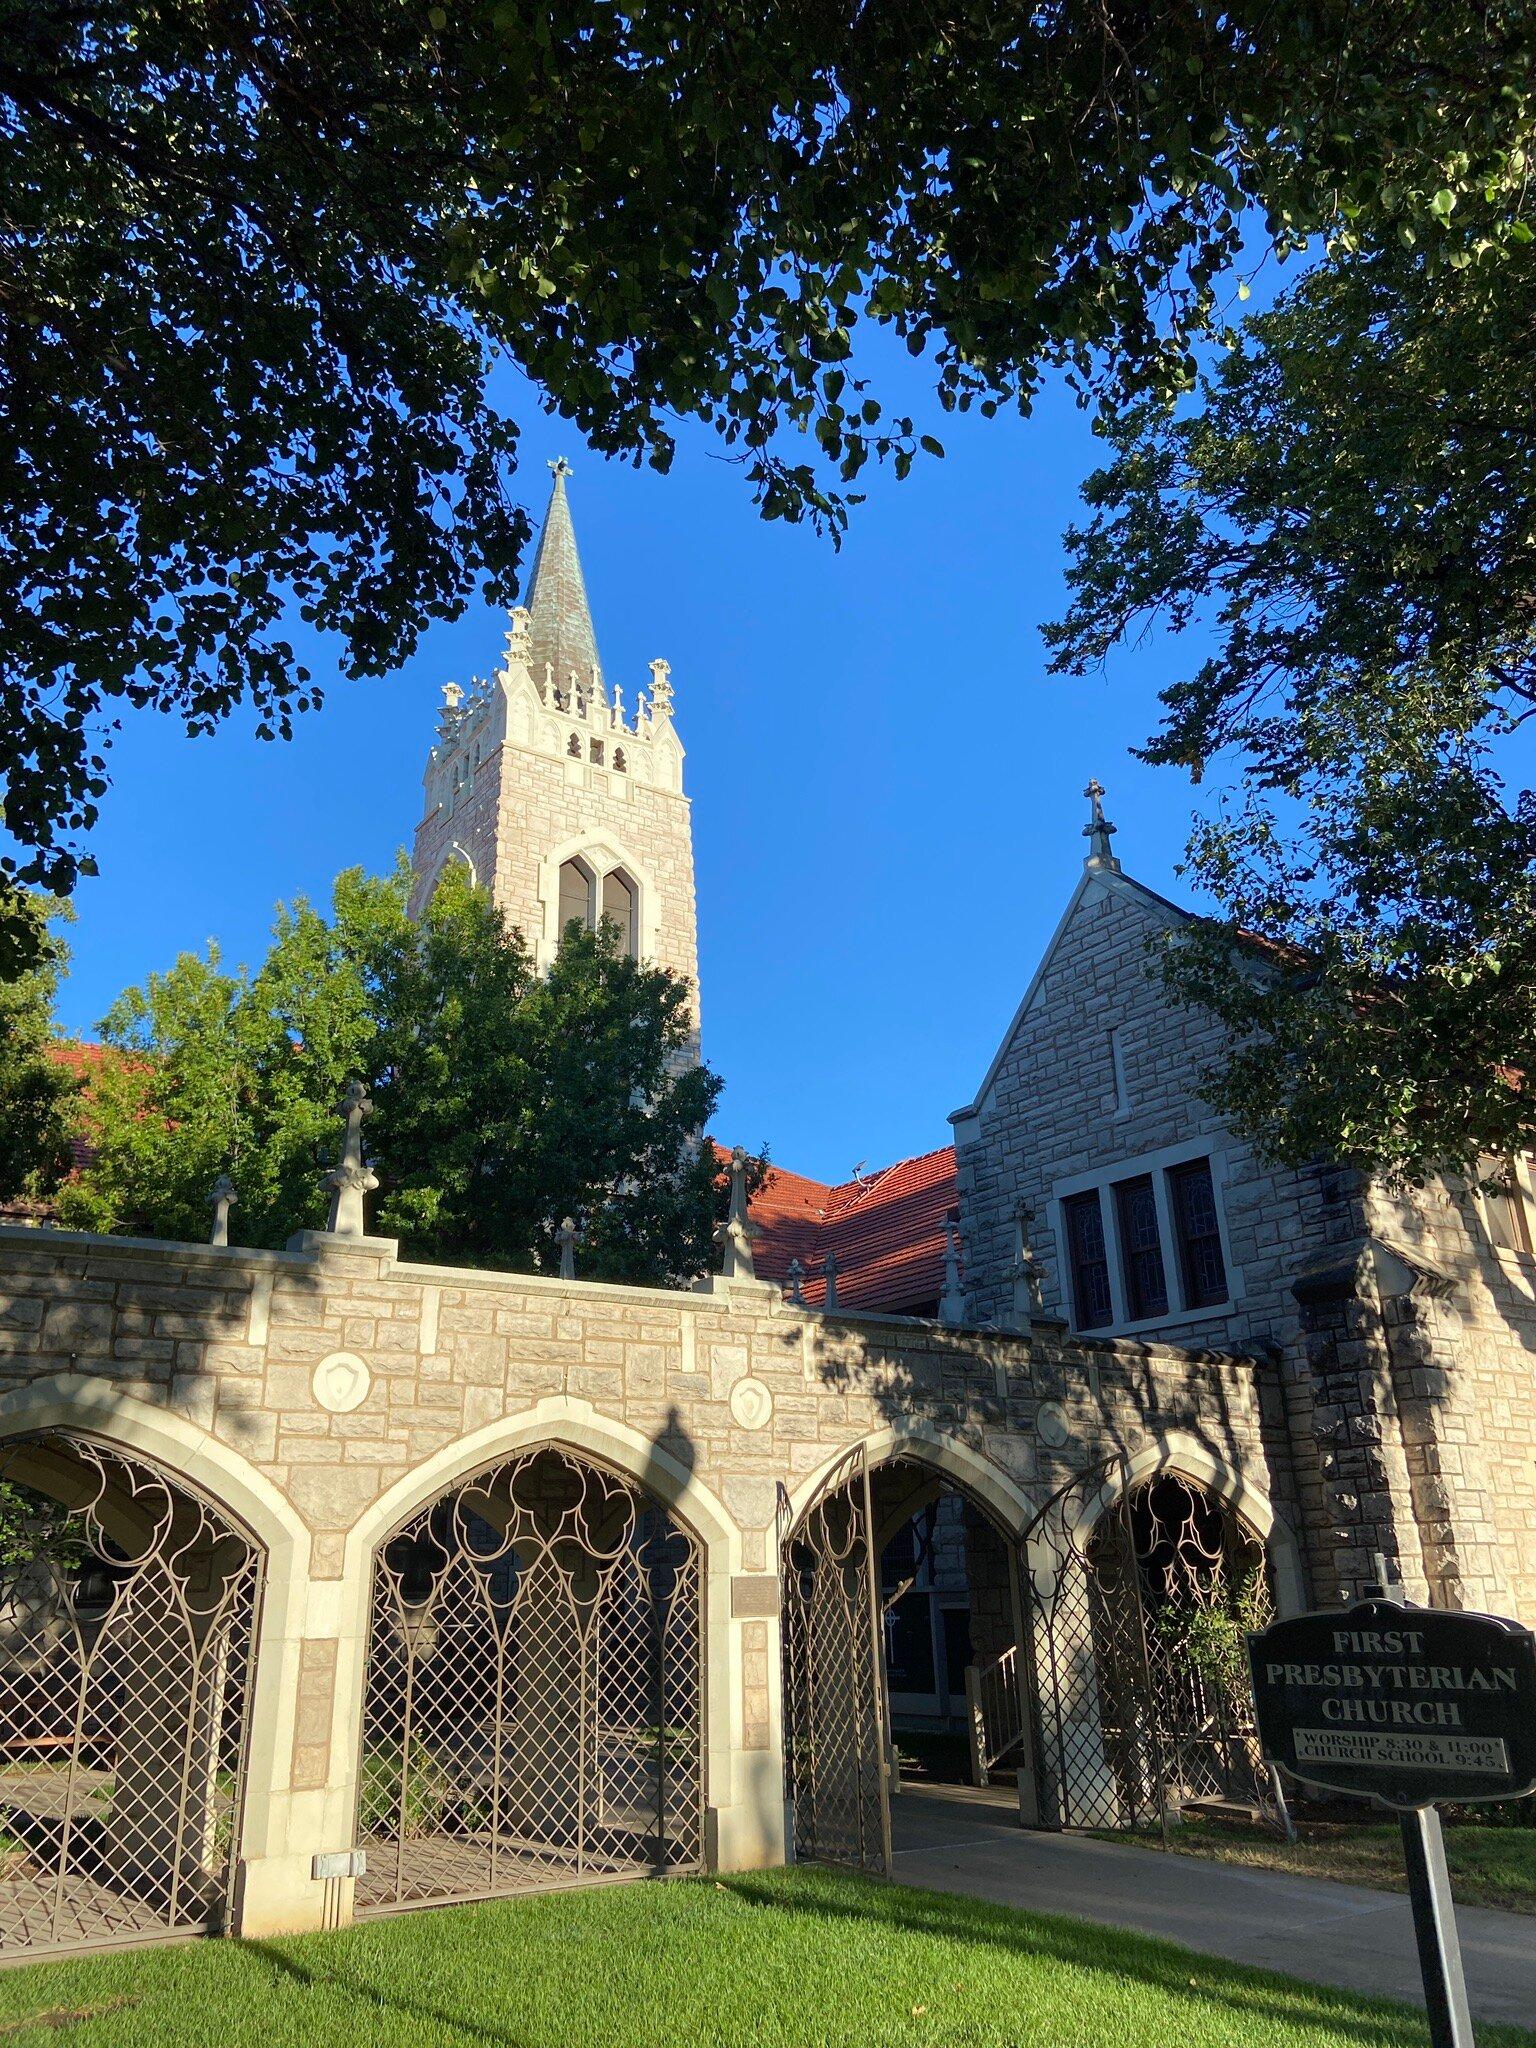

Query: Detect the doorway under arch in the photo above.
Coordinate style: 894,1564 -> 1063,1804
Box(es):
0,1430 -> 262,1959
352,1443 -> 704,1914
1026,1458 -> 1277,1833
780,1438 -> 1030,1876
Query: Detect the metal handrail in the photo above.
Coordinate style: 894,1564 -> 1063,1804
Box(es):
964,1642 -> 1026,1784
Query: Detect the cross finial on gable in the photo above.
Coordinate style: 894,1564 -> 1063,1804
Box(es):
1083,778 -> 1121,873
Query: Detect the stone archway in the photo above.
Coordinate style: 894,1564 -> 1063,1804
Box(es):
1025,1450 -> 1283,1833
780,1432 -> 1034,1874
352,1442 -> 705,1913
0,1430 -> 263,1959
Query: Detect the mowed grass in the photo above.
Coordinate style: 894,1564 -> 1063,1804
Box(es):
0,1869 -> 1532,2048
1106,1817 -> 1536,1916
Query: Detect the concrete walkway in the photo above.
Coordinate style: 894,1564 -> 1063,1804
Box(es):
889,1782 -> 1536,2030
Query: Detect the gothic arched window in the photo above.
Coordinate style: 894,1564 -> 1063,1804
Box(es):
558,859 -> 595,939
600,870 -> 637,958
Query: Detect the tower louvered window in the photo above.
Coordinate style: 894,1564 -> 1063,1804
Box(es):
601,870 -> 636,958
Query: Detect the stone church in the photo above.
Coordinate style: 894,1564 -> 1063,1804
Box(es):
0,465 -> 1530,1961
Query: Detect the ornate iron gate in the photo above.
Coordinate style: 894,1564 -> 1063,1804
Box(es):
354,1446 -> 703,1913
0,1433 -> 261,1959
1025,1458 -> 1273,1832
779,1445 -> 891,1874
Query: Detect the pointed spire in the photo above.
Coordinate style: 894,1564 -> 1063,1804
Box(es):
522,457 -> 602,695
1083,778 -> 1121,872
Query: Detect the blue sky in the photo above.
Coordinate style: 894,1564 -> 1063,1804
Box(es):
54,345 -> 1214,1184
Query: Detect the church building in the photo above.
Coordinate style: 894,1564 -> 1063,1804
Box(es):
419,461 -> 1536,1636
0,461 -> 1533,1962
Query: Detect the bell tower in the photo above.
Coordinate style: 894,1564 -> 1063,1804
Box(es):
410,461 -> 700,1033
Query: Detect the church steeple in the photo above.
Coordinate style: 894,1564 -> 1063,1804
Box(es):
411,463 -> 698,1050
524,457 -> 602,694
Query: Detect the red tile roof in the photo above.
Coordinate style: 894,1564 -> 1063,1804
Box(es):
717,1143 -> 958,1314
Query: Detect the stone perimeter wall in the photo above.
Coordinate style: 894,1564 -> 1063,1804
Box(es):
0,1222 -> 1279,1937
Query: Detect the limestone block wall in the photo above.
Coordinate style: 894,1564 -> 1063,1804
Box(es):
0,1221 -> 1279,1937
952,864 -> 1536,1629
410,662 -> 699,1021
952,869 -> 1336,1598
1355,1175 -> 1536,1625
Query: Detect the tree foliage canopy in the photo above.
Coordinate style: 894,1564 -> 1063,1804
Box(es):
0,898 -> 77,1206
60,861 -> 734,1283
5,1 -> 1535,922
1047,248 -> 1536,1181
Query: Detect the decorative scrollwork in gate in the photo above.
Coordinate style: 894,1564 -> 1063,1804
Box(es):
0,1433 -> 261,1959
1025,1457 -> 1275,1833
778,1444 -> 891,1875
354,1446 -> 703,1913
1120,1471 -> 1273,1819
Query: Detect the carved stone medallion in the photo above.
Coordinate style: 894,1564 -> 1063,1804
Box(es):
1036,1399 -> 1071,1449
312,1350 -> 371,1416
729,1376 -> 773,1432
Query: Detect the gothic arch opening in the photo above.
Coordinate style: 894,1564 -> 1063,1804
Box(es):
781,1441 -> 1028,1874
1026,1459 -> 1276,1832
0,1432 -> 262,1959
353,1444 -> 704,1914
599,868 -> 637,958
557,857 -> 595,938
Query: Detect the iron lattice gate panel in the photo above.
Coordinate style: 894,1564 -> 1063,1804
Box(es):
780,1447 -> 891,1874
355,1447 -> 703,1913
0,1433 -> 260,1959
1026,1460 -> 1272,1832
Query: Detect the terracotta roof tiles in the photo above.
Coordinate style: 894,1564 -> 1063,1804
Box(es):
716,1142 -> 957,1314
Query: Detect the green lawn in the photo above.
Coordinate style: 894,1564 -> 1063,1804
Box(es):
1106,1817 -> 1536,1916
0,1870 -> 1530,2048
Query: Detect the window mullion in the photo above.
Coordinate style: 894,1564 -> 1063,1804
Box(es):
1100,1182 -> 1130,1328
1150,1170 -> 1180,1313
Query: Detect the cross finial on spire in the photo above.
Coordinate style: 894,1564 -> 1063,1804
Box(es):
524,457 -> 601,691
1083,778 -> 1121,872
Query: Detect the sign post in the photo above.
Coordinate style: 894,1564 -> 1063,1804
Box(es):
1399,1806 -> 1474,2048
1249,1597 -> 1536,2048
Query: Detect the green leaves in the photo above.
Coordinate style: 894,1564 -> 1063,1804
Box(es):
7,0 -> 1536,921
57,860 -> 728,1282
0,898 -> 77,1206
1050,246 -> 1536,1178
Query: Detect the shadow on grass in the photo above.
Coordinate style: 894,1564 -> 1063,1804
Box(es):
713,1870 -> 1456,2048
246,1933 -> 534,2048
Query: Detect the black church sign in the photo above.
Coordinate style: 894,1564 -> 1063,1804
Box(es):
1248,1598 -> 1536,1811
